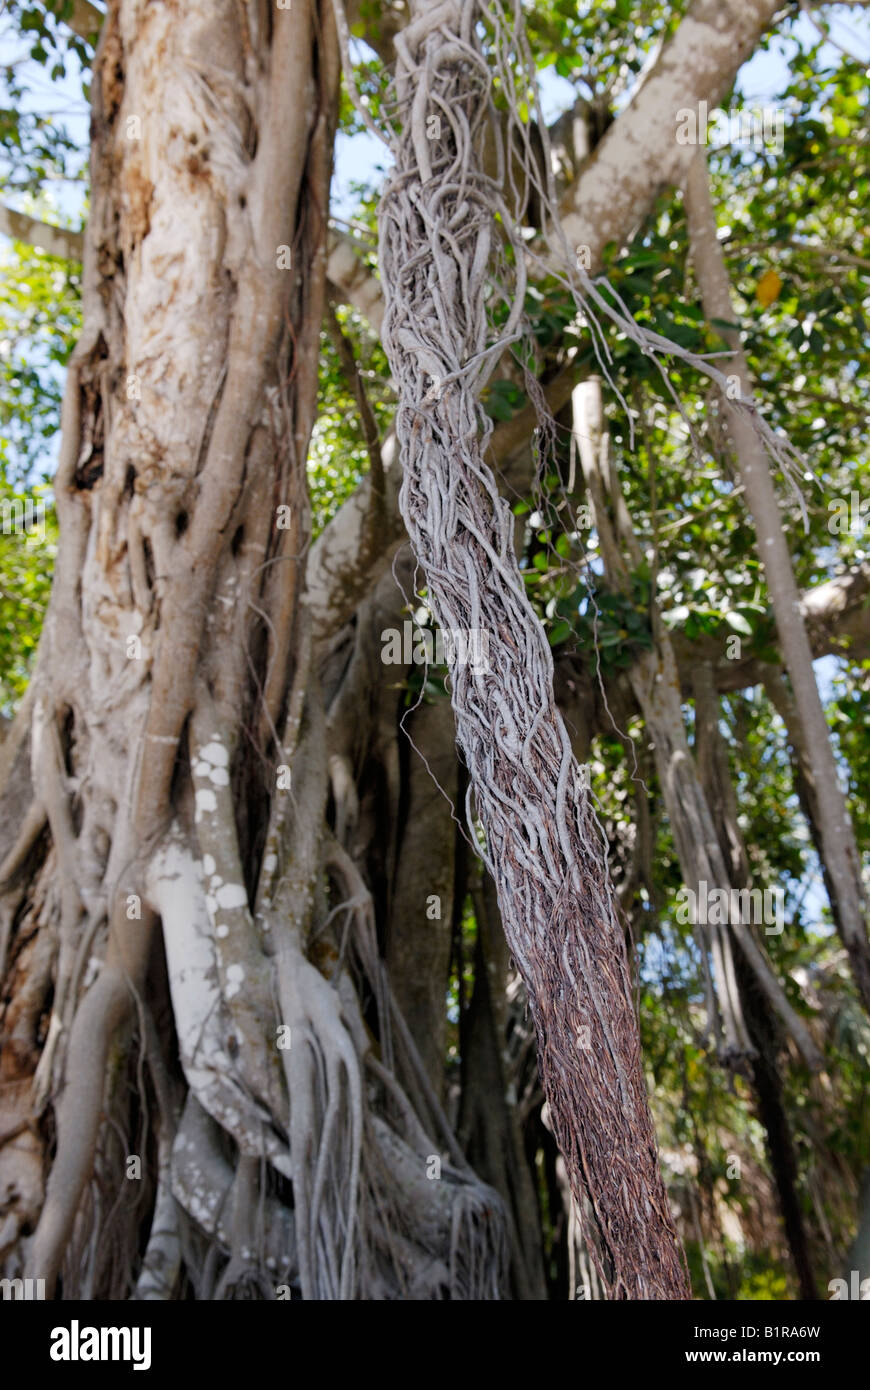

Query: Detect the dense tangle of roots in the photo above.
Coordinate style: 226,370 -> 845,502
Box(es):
374,0 -> 689,1298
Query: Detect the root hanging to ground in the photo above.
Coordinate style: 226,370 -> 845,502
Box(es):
373,0 -> 689,1298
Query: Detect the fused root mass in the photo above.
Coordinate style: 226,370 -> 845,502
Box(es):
1,0 -> 507,1302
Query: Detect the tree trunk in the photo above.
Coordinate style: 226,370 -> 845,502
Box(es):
573,378 -> 823,1072
763,665 -> 848,948
1,0 -> 508,1302
693,666 -> 819,1301
458,870 -> 549,1299
684,150 -> 870,1012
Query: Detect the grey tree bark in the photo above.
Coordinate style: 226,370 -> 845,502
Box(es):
684,151 -> 870,1012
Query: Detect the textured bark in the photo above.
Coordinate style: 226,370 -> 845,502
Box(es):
11,0 -> 340,1295
387,696 -> 457,1093
2,0 -> 508,1302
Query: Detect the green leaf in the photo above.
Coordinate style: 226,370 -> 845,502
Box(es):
725,611 -> 753,636
548,620 -> 573,646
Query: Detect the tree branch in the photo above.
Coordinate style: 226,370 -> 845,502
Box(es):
326,229 -> 384,333
51,0 -> 103,44
670,562 -> 870,692
0,204 -> 83,260
558,0 -> 783,264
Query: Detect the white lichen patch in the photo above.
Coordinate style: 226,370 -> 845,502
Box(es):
194,741 -> 231,786
148,832 -> 290,1185
193,762 -> 229,786
215,882 -> 248,910
199,741 -> 229,767
195,787 -> 217,820
202,853 -> 216,876
225,963 -> 245,999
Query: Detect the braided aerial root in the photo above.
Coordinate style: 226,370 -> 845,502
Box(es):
374,0 -> 690,1298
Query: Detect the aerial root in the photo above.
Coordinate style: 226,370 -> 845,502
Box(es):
275,941 -> 362,1300
134,1121 -> 182,1299
26,965 -> 132,1297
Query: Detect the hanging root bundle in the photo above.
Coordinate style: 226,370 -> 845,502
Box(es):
373,0 -> 689,1298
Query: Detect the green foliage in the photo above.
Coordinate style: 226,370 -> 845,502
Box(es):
525,0 -> 684,93
560,569 -> 655,672
1,2 -> 92,193
0,479 -> 56,711
735,1262 -> 790,1301
0,235 -> 81,481
0,228 -> 78,709
309,302 -> 393,536
482,376 -> 526,422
